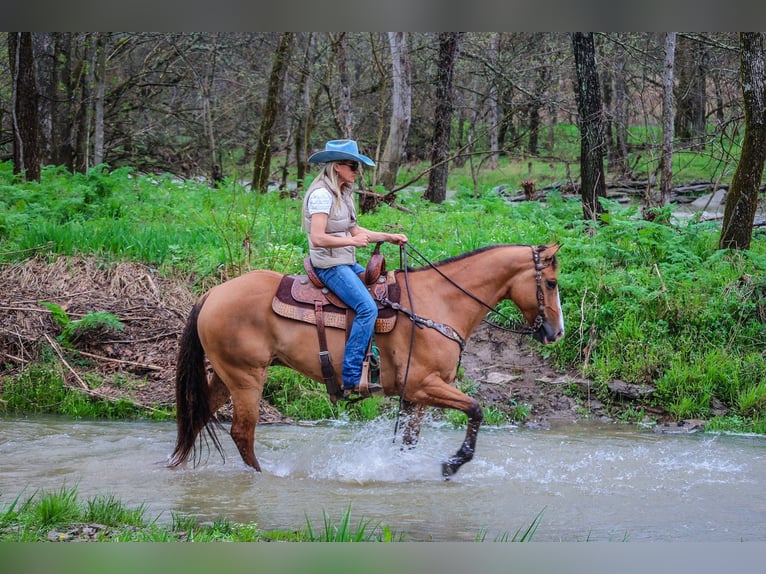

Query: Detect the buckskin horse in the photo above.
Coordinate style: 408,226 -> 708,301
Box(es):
169,243 -> 564,478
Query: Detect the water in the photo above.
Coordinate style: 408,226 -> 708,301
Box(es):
1,414 -> 765,541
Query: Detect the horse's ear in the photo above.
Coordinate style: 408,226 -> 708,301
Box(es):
542,243 -> 560,258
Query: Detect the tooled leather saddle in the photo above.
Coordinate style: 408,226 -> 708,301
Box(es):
271,243 -> 401,398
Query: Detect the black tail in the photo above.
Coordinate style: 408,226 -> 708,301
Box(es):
168,297 -> 224,467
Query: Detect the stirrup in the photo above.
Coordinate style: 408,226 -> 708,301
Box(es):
342,381 -> 383,399
343,358 -> 384,399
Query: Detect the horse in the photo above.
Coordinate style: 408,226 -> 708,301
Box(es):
169,243 -> 564,478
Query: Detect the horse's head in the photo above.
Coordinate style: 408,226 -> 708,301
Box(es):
515,244 -> 564,344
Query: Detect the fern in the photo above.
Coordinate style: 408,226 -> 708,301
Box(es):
39,301 -> 70,328
61,312 -> 124,345
39,302 -> 123,346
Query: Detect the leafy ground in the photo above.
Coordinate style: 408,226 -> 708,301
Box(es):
0,254 -> 597,427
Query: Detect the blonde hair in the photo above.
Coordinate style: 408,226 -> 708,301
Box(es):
309,162 -> 356,214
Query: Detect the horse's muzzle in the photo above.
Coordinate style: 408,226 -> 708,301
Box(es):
533,322 -> 563,344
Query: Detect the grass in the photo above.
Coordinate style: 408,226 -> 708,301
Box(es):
303,506 -> 403,542
475,507 -> 546,542
1,486 -> 550,542
0,360 -> 173,420
0,126 -> 765,432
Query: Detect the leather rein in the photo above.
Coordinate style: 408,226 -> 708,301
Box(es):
383,243 -> 550,349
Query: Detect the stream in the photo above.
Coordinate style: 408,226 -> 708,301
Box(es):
1,414 -> 764,541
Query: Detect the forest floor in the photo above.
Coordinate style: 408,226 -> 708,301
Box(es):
0,255 -> 649,428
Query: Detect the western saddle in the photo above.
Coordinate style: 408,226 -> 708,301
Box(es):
271,243 -> 400,400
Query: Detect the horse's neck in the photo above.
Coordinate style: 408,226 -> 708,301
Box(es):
413,246 -> 528,332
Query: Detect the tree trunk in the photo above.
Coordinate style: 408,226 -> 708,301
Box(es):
50,32 -> 74,170
294,33 -> 314,190
252,32 -> 294,193
331,33 -> 352,139
8,32 -> 41,181
659,32 -> 677,208
201,33 -> 223,186
32,33 -> 53,161
93,33 -> 107,167
613,47 -> 629,175
527,57 -> 549,156
73,33 -> 96,174
488,33 -> 500,170
719,33 -> 766,251
424,32 -> 462,204
674,34 -> 708,148
379,32 -> 411,191
498,84 -> 517,153
571,32 -> 607,221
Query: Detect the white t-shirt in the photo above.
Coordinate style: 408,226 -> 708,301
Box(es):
306,188 -> 333,215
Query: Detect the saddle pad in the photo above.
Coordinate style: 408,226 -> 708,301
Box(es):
272,273 -> 399,333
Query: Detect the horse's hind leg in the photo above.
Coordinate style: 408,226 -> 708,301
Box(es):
400,400 -> 427,448
230,402 -> 261,471
226,368 -> 267,471
207,370 -> 231,414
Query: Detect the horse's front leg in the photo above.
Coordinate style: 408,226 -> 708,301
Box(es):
409,373 -> 484,479
400,400 -> 427,448
442,400 -> 483,480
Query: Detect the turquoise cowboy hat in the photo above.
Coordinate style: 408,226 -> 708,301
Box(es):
307,139 -> 376,167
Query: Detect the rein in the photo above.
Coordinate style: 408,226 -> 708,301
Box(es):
398,243 -> 548,337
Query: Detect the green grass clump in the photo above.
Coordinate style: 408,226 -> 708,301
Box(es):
303,506 -> 403,542
0,486 -> 404,542
475,507 -> 545,542
262,367 -> 393,422
0,362 -> 171,420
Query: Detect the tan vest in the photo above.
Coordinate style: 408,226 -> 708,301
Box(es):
302,174 -> 358,268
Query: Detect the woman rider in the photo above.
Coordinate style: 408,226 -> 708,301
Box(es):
302,139 -> 408,398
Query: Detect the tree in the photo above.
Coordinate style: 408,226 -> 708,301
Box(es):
330,32 -> 352,139
187,32 -> 224,185
526,34 -> 550,156
378,32 -> 411,191
610,36 -> 629,175
40,32 -> 100,173
571,32 -> 607,221
719,33 -> 766,251
92,33 -> 108,167
487,33 -> 500,170
72,33 -> 96,173
252,32 -> 294,193
659,32 -> 677,209
293,33 -> 315,191
423,32 -> 463,204
7,32 -> 41,181
674,34 -> 708,148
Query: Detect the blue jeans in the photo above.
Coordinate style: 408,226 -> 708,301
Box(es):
314,263 -> 377,388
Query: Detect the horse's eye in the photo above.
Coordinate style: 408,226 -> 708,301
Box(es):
546,280 -> 557,290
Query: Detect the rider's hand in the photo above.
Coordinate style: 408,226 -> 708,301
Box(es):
353,234 -> 370,247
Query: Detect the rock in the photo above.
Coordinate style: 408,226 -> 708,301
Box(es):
48,530 -> 70,542
482,372 -> 522,385
607,379 -> 655,400
653,419 -> 706,434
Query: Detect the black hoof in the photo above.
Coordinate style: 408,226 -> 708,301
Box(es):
441,458 -> 461,479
